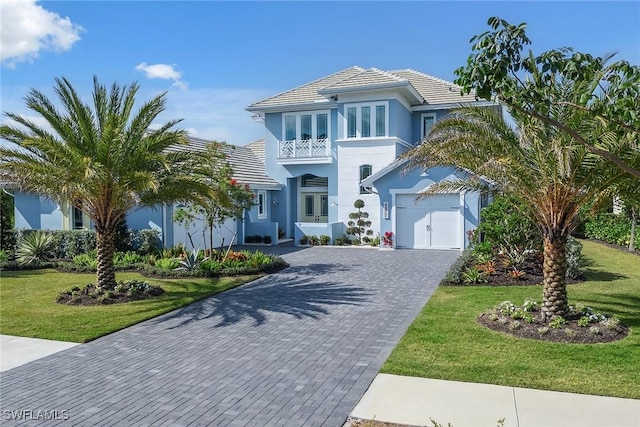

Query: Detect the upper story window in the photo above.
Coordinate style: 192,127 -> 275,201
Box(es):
359,164 -> 373,194
283,111 -> 330,141
421,113 -> 436,139
345,102 -> 388,139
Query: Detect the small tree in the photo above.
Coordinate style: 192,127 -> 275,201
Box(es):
174,142 -> 254,256
347,199 -> 373,244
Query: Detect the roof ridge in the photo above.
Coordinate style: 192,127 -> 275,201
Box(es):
391,68 -> 464,90
369,67 -> 407,82
251,66 -> 365,106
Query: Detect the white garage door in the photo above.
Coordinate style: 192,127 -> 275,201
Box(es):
396,194 -> 461,249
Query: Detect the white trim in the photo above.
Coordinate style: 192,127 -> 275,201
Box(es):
411,100 -> 497,111
335,136 -> 411,148
257,190 -> 267,219
421,113 -> 437,140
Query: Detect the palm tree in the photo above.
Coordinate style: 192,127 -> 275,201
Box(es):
404,84 -> 623,320
0,77 -> 219,289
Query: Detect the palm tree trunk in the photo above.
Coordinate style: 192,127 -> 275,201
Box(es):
96,228 -> 117,289
541,235 -> 569,320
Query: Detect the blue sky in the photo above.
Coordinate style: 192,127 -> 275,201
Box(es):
1,1 -> 639,146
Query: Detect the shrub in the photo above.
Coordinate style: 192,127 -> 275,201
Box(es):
0,249 -> 8,262
444,250 -> 474,284
308,235 -> 320,246
72,252 -> 98,269
319,235 -> 331,245
584,212 -> 639,250
114,251 -> 145,266
16,231 -> 55,265
299,235 -> 308,245
477,195 -> 542,260
334,234 -> 351,246
369,234 -> 380,247
133,229 -> 162,254
199,259 -> 221,273
263,235 -> 272,244
577,316 -> 590,327
461,267 -> 487,284
176,249 -> 205,271
154,258 -> 181,270
549,316 -> 566,329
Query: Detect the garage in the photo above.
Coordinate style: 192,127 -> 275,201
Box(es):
395,193 -> 461,250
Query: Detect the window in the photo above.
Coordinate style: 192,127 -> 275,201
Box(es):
345,102 -> 387,139
285,116 -> 296,141
301,115 -> 312,140
421,113 -> 436,139
282,111 -> 330,141
320,195 -> 328,216
347,107 -> 357,138
301,174 -> 328,187
72,203 -> 84,230
305,195 -> 314,216
257,190 -> 267,219
359,164 -> 373,194
317,114 -> 328,139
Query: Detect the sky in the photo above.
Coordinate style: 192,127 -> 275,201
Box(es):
1,1 -> 639,146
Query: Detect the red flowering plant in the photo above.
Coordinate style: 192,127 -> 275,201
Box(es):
382,231 -> 394,248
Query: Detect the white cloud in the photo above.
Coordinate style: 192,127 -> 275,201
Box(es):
0,0 -> 83,67
150,87 -> 273,146
135,62 -> 187,89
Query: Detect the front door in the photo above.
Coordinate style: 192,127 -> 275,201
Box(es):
300,192 -> 328,223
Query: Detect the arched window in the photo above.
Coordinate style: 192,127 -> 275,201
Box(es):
359,165 -> 373,194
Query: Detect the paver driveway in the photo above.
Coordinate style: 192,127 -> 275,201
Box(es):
0,246 -> 458,426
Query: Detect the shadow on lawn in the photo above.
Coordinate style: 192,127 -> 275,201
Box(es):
155,262 -> 371,329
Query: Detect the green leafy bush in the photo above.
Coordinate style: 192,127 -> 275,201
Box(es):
443,250 -> 474,284
154,258 -> 181,270
584,212 -> 639,250
565,236 -> 583,279
461,267 -> 487,284
114,251 -> 145,266
72,252 -> 98,269
319,235 -> 331,245
476,195 -> 542,261
133,229 -> 162,254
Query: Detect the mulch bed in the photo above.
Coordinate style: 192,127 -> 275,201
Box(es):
444,253 -> 584,287
56,282 -> 164,306
478,312 -> 628,344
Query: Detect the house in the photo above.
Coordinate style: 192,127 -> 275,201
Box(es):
246,66 -> 498,250
10,138 -> 282,249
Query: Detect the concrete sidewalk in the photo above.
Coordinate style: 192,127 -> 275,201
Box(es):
350,373 -> 640,427
0,334 -> 79,372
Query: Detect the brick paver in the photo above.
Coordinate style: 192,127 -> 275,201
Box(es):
0,246 -> 458,426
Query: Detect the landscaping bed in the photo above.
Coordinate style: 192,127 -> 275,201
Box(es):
381,240 -> 640,399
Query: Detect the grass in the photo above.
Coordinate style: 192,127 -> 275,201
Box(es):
0,269 -> 260,343
381,240 -> 640,399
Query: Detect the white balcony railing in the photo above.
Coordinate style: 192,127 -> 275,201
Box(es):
278,139 -> 329,159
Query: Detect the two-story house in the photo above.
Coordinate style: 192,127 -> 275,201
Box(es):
245,66 -> 497,249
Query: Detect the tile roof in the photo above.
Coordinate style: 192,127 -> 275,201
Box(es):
247,66 -> 364,110
389,69 -> 477,104
168,136 -> 281,189
320,67 -> 407,91
248,66 -> 478,110
245,138 -> 266,164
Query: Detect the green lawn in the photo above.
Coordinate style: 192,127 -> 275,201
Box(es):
0,270 -> 259,342
381,240 -> 640,399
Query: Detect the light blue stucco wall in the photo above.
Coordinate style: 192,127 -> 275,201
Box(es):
14,192 -> 63,230
389,99 -> 413,143
411,109 -> 452,144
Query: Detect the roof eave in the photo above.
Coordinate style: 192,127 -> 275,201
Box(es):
246,100 -> 336,113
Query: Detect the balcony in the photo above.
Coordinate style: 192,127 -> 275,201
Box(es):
277,139 -> 332,164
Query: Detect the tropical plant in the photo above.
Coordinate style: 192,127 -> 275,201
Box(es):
0,77 -> 216,289
0,190 -> 15,251
16,231 -> 55,265
176,249 -> 206,271
154,257 -> 181,270
404,103 -> 622,320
